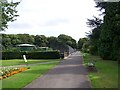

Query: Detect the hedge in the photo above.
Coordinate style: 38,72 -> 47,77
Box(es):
2,51 -> 60,60
2,52 -> 23,60
26,51 -> 60,59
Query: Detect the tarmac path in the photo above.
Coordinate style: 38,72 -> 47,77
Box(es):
24,51 -> 91,88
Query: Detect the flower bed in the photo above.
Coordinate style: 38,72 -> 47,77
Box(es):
0,67 -> 29,80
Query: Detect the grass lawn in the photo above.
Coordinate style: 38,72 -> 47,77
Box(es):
1,59 -> 60,66
82,53 -> 118,88
2,61 -> 60,88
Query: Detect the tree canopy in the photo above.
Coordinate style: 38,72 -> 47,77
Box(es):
85,1 -> 120,61
0,0 -> 20,31
2,34 -> 77,53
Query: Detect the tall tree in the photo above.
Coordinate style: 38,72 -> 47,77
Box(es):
86,16 -> 102,55
78,38 -> 88,50
9,34 -> 21,45
47,36 -> 68,53
0,0 -> 20,31
2,34 -> 11,49
34,35 -> 47,47
17,34 -> 34,44
99,2 -> 120,60
86,1 -> 120,61
58,34 -> 77,49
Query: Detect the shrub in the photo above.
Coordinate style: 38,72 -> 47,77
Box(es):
2,51 -> 60,60
2,52 -> 23,60
60,53 -> 64,59
27,51 -> 60,59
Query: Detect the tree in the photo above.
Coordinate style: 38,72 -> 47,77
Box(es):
82,41 -> 90,53
99,2 -> 120,60
86,16 -> 102,29
8,34 -> 21,45
2,34 -> 78,53
2,34 -> 11,49
58,34 -> 77,49
17,34 -> 34,44
47,36 -> 68,53
78,38 -> 88,50
0,0 -> 20,31
86,16 -> 102,55
34,35 -> 47,47
47,36 -> 58,48
86,1 -> 120,61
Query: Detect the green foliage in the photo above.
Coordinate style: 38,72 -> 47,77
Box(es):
58,34 -> 77,49
86,16 -> 102,29
34,35 -> 47,47
0,0 -> 20,31
2,62 -> 59,88
2,34 -> 76,53
99,2 -> 120,61
47,36 -> 69,53
78,38 -> 88,50
17,34 -> 35,44
2,51 -> 23,60
83,53 -> 118,88
2,34 -> 35,50
2,51 -> 60,60
27,51 -> 60,59
85,2 -> 120,61
82,42 -> 90,53
3,47 -> 20,52
86,16 -> 102,55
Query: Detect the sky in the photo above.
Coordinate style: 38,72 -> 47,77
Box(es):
3,0 -> 103,41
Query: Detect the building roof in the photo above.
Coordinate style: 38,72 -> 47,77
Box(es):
16,44 -> 35,47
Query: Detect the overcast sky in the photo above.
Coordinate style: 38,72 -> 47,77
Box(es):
3,0 -> 103,41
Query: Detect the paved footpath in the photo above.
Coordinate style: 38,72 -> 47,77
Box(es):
24,51 -> 91,88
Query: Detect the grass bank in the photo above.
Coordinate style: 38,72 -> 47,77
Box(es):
1,59 -> 60,66
82,53 -> 118,88
2,61 -> 60,88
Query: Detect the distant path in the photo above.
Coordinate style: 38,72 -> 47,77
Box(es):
24,51 -> 91,88
0,61 -> 59,69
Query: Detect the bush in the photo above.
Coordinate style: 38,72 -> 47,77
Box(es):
2,51 -> 60,60
89,45 -> 98,55
60,53 -> 64,59
27,51 -> 60,59
2,52 -> 23,60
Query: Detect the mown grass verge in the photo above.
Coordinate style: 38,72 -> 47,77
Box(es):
82,53 -> 118,88
2,61 -> 60,89
1,59 -> 60,66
